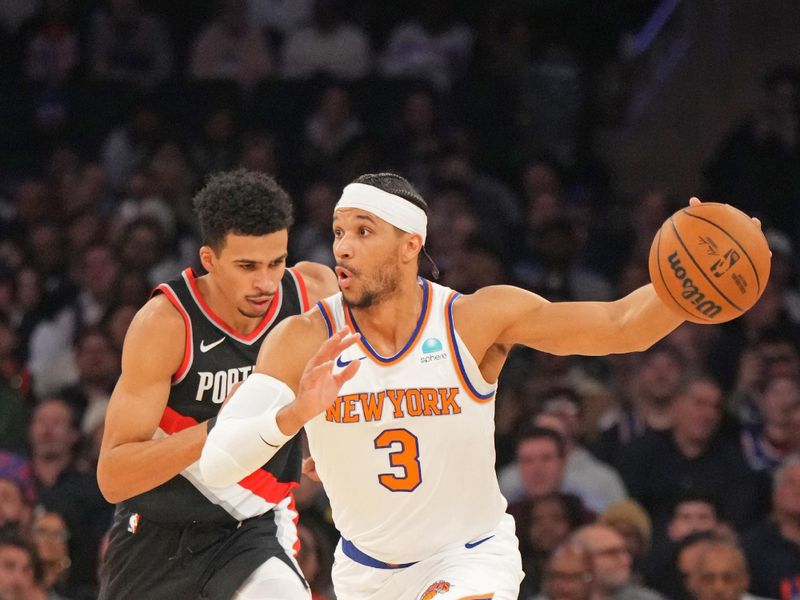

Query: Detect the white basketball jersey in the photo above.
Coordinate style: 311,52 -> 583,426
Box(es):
305,279 -> 508,564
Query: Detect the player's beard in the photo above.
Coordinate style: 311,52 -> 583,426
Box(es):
343,259 -> 400,309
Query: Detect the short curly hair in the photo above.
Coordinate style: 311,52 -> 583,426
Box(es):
193,169 -> 294,250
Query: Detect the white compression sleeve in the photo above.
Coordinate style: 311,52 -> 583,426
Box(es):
199,373 -> 295,488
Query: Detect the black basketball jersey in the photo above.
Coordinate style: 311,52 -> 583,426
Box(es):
122,267 -> 310,525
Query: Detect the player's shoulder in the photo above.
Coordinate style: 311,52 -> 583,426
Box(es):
453,284 -> 548,323
256,305 -> 330,365
454,284 -> 530,309
290,261 -> 338,303
269,305 -> 329,343
128,293 -> 186,341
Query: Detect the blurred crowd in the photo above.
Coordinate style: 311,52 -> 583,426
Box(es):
0,0 -> 799,599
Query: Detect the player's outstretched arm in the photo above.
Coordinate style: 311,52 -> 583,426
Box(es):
200,314 -> 359,487
97,295 -> 209,504
460,282 -> 683,358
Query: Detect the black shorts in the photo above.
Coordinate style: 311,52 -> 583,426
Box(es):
99,505 -> 305,600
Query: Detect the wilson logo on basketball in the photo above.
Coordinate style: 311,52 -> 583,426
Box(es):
667,251 -> 723,318
420,581 -> 451,599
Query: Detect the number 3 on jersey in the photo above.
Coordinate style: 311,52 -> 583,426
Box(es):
374,429 -> 421,492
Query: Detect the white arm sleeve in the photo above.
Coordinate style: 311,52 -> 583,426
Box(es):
199,373 -> 295,488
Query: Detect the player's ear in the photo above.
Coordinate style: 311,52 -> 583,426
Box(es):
401,233 -> 423,264
199,245 -> 216,273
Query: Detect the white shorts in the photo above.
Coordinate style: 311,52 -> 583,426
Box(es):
331,513 -> 523,600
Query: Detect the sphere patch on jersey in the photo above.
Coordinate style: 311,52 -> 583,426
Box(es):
422,337 -> 443,354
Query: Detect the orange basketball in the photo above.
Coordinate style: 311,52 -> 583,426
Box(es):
648,202 -> 771,324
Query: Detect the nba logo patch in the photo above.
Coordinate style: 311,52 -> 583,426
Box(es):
127,513 -> 140,534
420,580 -> 451,600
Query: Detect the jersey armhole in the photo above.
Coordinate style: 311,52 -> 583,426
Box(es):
446,292 -> 495,404
316,300 -> 334,338
154,284 -> 193,384
288,267 -> 310,312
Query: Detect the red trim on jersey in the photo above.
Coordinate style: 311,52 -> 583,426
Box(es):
183,268 -> 281,342
288,494 -> 301,556
159,406 -> 298,504
159,405 -> 199,434
289,268 -> 310,312
238,467 -> 299,504
156,284 -> 193,383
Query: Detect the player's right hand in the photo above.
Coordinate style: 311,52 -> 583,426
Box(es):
291,328 -> 361,425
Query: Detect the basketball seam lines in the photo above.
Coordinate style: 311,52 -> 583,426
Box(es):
670,215 -> 743,312
681,208 -> 762,292
656,223 -> 713,321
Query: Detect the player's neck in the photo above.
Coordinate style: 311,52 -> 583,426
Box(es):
349,277 -> 424,356
196,275 -> 266,336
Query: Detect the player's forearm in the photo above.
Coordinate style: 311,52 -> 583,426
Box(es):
199,373 -> 294,487
97,423 -> 207,504
615,284 -> 684,351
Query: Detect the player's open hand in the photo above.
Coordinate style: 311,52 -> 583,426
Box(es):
293,328 -> 361,424
689,196 -> 763,229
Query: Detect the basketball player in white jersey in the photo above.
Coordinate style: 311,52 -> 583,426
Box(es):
200,173 -> 760,600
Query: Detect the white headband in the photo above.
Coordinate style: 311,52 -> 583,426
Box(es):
336,183 -> 427,243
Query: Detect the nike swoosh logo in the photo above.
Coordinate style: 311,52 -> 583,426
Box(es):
200,337 -> 226,352
335,356 -> 366,368
465,535 -> 495,549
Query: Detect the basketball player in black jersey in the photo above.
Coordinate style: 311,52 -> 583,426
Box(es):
97,170 -> 337,599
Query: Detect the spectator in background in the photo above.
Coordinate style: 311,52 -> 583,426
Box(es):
0,453 -> 36,536
380,1 -> 474,91
429,145 -> 522,258
528,542 -> 594,600
600,500 -> 653,584
741,375 -> 800,472
728,331 -> 800,430
571,524 -> 666,600
593,343 -> 688,467
0,533 -> 39,600
508,426 -> 593,572
500,387 -> 628,513
28,398 -> 112,598
28,243 -> 119,398
282,0 -> 372,81
58,327 -> 119,436
513,216 -> 613,302
188,105 -> 240,178
20,0 -> 80,86
246,0 -> 313,43
100,100 -> 165,194
30,511 -> 72,598
645,491 -> 728,597
189,0 -> 273,86
114,216 -> 180,287
237,131 -> 279,176
762,230 -> 800,325
382,87 -> 447,183
687,539 -> 775,600
742,454 -> 800,600
290,179 -> 338,268
618,374 -> 764,532
88,0 -> 172,87
302,84 -> 364,168
519,493 -> 590,598
704,66 -> 800,246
